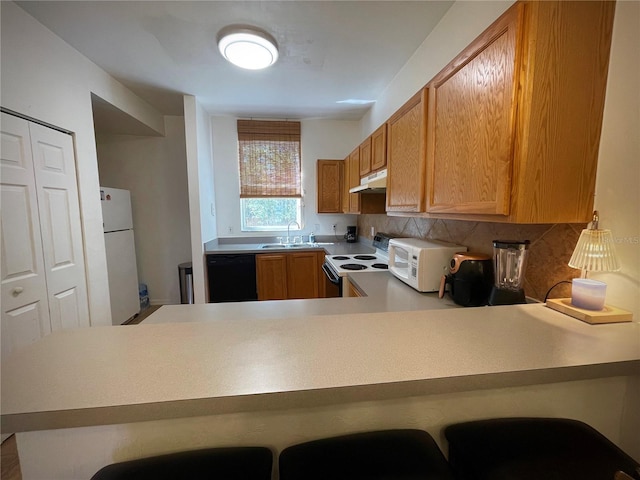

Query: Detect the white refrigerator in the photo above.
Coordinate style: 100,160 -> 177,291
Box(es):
101,187 -> 140,325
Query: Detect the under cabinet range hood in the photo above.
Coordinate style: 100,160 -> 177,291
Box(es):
349,169 -> 387,194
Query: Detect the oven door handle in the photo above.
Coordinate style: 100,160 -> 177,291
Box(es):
322,262 -> 341,285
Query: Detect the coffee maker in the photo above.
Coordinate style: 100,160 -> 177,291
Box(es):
488,240 -> 530,306
345,226 -> 358,243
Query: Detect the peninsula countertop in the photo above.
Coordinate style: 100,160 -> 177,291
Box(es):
145,272 -> 459,324
2,303 -> 638,434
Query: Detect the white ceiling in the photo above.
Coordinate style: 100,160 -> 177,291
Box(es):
17,1 -> 453,124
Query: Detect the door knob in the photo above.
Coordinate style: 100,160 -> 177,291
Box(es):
12,287 -> 24,296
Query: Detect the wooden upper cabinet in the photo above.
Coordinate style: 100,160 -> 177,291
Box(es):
317,159 -> 343,213
426,5 -> 520,216
359,137 -> 372,177
342,154 -> 350,213
348,147 -> 360,213
425,1 -> 615,223
386,89 -> 428,212
370,124 -> 387,172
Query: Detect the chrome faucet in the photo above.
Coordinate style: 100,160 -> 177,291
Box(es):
287,221 -> 301,244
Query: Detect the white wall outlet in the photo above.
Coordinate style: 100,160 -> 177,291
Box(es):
228,226 -> 233,234
370,226 -> 375,236
210,203 -> 215,216
314,223 -> 320,232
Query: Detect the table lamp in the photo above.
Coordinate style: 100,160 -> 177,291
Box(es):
546,211 -> 632,324
568,211 -> 620,309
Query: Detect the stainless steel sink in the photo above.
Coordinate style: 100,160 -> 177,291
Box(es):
260,243 -> 332,249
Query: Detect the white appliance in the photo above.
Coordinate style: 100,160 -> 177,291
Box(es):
388,238 -> 467,292
101,187 -> 139,325
322,233 -> 393,297
349,168 -> 387,193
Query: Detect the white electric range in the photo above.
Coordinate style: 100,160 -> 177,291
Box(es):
322,233 -> 394,297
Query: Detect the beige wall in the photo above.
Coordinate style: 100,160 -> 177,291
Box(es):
0,1 -> 165,326
211,117 -> 359,238
96,116 -> 192,305
591,0 -> 640,318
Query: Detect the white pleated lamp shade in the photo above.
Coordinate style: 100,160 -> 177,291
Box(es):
568,228 -> 621,272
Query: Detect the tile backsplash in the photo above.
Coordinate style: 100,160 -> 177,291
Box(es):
359,214 -> 587,301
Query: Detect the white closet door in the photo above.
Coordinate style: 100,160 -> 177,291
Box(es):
1,113 -> 51,359
29,122 -> 89,331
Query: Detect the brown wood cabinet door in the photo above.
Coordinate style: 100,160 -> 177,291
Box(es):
256,254 -> 287,300
370,124 -> 387,172
342,154 -> 350,213
348,147 -> 360,213
425,5 -> 522,216
386,89 -> 427,212
287,252 -> 320,299
317,160 -> 343,213
359,137 -> 372,177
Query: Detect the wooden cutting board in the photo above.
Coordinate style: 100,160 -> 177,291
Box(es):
546,298 -> 633,324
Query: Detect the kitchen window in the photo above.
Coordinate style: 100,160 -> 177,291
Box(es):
238,120 -> 303,231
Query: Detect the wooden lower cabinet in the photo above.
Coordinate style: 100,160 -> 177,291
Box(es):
348,282 -> 364,297
287,252 -> 322,299
257,251 -> 326,300
256,254 -> 288,300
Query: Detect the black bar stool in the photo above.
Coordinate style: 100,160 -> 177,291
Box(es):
279,429 -> 454,480
91,446 -> 273,480
444,417 -> 640,480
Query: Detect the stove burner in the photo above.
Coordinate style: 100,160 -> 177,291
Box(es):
353,255 -> 377,261
371,263 -> 388,269
332,256 -> 350,260
340,263 -> 368,271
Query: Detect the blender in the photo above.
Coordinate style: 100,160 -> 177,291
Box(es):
488,240 -> 530,306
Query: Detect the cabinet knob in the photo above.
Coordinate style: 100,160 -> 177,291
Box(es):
12,287 -> 24,296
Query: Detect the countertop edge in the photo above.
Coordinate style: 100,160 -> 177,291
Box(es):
4,360 -> 638,433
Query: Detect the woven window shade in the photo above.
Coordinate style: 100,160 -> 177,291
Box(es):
238,120 -> 301,198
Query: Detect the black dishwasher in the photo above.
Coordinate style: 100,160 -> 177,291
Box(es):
207,254 -> 258,303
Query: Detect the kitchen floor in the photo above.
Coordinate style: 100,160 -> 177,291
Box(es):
1,305 -> 162,479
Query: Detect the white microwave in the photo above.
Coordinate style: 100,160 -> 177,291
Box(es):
388,238 -> 467,292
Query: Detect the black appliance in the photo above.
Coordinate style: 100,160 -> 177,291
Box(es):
207,254 -> 258,303
488,240 -> 530,306
439,252 -> 493,307
345,226 -> 358,243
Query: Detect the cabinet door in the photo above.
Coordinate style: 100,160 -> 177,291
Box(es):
425,5 -> 521,216
256,254 -> 288,300
348,147 -> 360,213
1,114 -> 51,359
386,90 -> 428,212
317,160 -> 343,213
30,123 -> 90,330
342,154 -> 350,213
359,137 -> 371,177
287,252 -> 320,299
370,124 -> 387,172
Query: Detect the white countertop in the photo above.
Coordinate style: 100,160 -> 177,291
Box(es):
146,272 -> 458,324
204,238 -> 375,256
2,303 -> 638,434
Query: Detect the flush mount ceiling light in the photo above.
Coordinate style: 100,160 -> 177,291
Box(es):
217,26 -> 279,70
